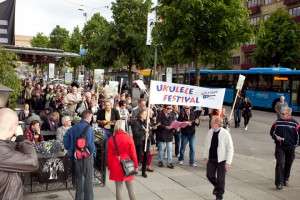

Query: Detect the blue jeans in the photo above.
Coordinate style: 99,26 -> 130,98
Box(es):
234,109 -> 241,126
179,134 -> 195,164
158,142 -> 172,165
74,156 -> 94,200
174,132 -> 181,156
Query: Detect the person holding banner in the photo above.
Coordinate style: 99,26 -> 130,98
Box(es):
131,109 -> 154,178
233,91 -> 244,128
157,105 -> 176,169
178,106 -> 200,167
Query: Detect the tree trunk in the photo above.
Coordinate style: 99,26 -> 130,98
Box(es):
194,51 -> 200,86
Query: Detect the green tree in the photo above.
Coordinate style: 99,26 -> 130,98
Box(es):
154,0 -> 253,85
48,25 -> 69,50
67,26 -> 83,79
30,32 -> 50,75
253,8 -> 300,68
0,46 -> 23,108
111,0 -> 153,84
48,25 -> 70,73
30,32 -> 49,47
82,13 -> 116,71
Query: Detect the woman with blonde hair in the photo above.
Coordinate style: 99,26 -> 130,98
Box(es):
107,120 -> 138,200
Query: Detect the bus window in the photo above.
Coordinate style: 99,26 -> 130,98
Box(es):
258,74 -> 272,91
291,75 -> 300,107
244,74 -> 258,90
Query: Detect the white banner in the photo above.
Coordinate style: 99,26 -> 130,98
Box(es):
94,69 -> 104,83
135,80 -> 147,90
149,80 -> 225,109
146,11 -> 156,45
236,74 -> 246,90
65,73 -> 72,84
49,63 -> 55,79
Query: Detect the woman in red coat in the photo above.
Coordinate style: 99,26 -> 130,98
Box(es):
107,120 -> 138,200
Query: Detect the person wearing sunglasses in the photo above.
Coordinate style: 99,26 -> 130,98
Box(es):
270,106 -> 299,190
157,105 -> 176,169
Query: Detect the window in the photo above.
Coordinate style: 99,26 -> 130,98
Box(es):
249,16 -> 260,25
288,7 -> 300,17
263,14 -> 269,21
231,56 -> 240,65
247,0 -> 260,8
264,0 -> 271,5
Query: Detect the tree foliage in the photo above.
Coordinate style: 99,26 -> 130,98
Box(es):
48,25 -> 69,50
82,13 -> 115,70
154,0 -> 253,85
253,8 -> 300,68
30,32 -> 49,48
67,26 -> 83,78
111,0 -> 153,84
0,46 -> 23,108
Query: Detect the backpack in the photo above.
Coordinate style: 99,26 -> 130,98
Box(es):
74,125 -> 90,160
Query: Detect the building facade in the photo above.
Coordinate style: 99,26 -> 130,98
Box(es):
232,0 -> 300,69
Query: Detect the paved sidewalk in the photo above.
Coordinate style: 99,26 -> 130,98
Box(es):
24,146 -> 300,200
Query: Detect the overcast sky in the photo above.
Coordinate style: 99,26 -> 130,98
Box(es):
15,0 -> 157,37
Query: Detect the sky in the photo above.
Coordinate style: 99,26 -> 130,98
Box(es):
14,0 -> 157,37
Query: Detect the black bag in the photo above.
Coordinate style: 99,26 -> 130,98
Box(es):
113,136 -> 137,177
74,124 -> 90,160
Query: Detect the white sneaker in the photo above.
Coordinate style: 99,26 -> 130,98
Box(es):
190,163 -> 197,167
179,161 -> 183,165
245,126 -> 248,131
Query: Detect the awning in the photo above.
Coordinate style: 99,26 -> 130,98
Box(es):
138,69 -> 155,76
2,45 -> 80,58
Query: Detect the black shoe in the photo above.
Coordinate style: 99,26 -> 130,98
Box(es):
276,184 -> 283,190
283,181 -> 289,187
167,163 -> 174,169
138,162 -> 141,166
213,188 -> 218,195
142,172 -> 148,178
234,125 -> 238,128
158,162 -> 164,167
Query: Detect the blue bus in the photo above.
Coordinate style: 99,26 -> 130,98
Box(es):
188,68 -> 300,112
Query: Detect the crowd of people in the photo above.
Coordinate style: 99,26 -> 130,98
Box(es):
0,77 -> 298,200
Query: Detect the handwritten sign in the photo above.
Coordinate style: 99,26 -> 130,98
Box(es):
149,80 -> 225,109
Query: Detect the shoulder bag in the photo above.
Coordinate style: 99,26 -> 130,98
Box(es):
112,136 -> 137,177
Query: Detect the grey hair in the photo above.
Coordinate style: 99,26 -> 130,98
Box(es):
113,120 -> 126,134
211,116 -> 223,127
280,106 -> 292,115
61,116 -> 71,124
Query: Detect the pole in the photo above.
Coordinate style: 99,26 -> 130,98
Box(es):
154,46 -> 157,80
144,80 -> 153,152
228,89 -> 240,126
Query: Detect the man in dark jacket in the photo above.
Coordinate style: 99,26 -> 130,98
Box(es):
0,108 -> 39,200
177,106 -> 200,167
234,91 -> 244,128
64,110 -> 96,200
270,106 -> 299,190
157,105 -> 176,169
97,100 -> 120,139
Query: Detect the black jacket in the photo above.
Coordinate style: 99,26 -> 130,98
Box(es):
97,108 -> 120,129
270,118 -> 300,147
177,109 -> 199,135
157,112 -> 175,142
132,119 -> 154,146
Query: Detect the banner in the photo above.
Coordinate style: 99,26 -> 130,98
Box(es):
135,80 -> 147,90
94,69 -> 104,83
149,80 -> 225,109
0,0 -> 15,45
64,73 -> 72,84
49,63 -> 55,79
236,74 -> 246,90
146,11 -> 156,45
